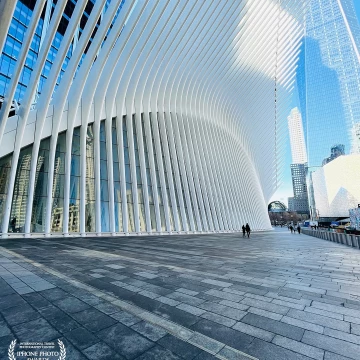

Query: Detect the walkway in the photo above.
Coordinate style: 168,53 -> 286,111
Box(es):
1,229 -> 360,360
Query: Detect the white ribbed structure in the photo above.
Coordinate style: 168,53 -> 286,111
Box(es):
0,0 -> 307,237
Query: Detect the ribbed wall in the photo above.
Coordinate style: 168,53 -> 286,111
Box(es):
0,0 -> 307,237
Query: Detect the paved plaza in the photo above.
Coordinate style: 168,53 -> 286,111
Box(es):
1,229 -> 360,359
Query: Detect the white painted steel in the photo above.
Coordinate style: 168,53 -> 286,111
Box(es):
0,0 -> 308,237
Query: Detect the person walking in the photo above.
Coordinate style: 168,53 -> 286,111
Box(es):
245,223 -> 251,238
289,225 -> 293,233
297,224 -> 301,234
242,225 -> 246,237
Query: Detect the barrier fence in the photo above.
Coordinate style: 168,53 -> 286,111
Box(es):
302,228 -> 360,249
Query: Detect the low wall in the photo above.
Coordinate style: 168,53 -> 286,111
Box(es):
302,228 -> 360,249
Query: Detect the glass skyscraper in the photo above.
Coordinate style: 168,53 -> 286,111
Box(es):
297,0 -> 360,219
298,0 -> 360,167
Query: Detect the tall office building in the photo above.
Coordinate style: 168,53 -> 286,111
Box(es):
287,108 -> 309,214
0,0 -> 306,236
299,0 -> 360,167
322,144 -> 345,165
288,107 -> 308,164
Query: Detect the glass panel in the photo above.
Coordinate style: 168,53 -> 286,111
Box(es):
112,144 -> 119,163
100,121 -> 109,231
114,201 -> 122,232
69,175 -> 80,200
100,160 -> 108,179
68,200 -> 79,232
113,163 -> 120,182
101,202 -> 110,232
0,154 -> 12,233
127,201 -> 134,232
114,181 -> 121,203
85,123 -> 96,231
86,177 -> 95,201
159,205 -> 166,232
124,117 -> 134,232
31,138 -> 50,232
9,146 -> 32,232
100,141 -> 107,160
85,201 -> 95,232
139,203 -> 146,231
101,179 -> 109,201
52,198 -> 64,232
149,204 -> 156,231
66,129 -> 80,232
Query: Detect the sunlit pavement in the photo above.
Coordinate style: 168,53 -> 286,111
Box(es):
1,229 -> 360,360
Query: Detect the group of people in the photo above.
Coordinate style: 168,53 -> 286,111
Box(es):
242,223 -> 251,237
288,224 -> 301,234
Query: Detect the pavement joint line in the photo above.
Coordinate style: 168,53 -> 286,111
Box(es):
0,246 -> 258,360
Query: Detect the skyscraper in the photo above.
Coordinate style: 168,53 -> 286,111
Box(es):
288,107 -> 307,164
299,0 -> 360,167
287,108 -> 309,214
296,0 -> 360,218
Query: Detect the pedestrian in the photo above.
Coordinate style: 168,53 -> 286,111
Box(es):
297,224 -> 301,234
242,225 -> 246,237
245,223 -> 251,238
289,225 -> 293,233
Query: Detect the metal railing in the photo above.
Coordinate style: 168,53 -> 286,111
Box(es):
302,228 -> 360,249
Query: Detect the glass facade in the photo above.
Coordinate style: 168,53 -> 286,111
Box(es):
133,115 -> 146,232
299,0 -> 360,167
85,124 -> 96,232
51,132 -> 66,232
149,113 -> 168,232
31,137 -> 50,232
123,117 -> 135,233
9,145 -> 32,232
141,115 -> 156,231
296,0 -> 360,219
0,155 -> 12,233
100,120 -> 110,232
112,118 -> 123,232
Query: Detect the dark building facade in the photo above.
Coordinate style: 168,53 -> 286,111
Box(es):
288,163 -> 310,214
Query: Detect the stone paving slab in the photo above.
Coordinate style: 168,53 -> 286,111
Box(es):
1,228 -> 360,359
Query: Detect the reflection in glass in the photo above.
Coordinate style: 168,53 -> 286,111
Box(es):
69,128 -> 80,232
142,116 -> 156,231
9,146 -> 32,232
150,113 -> 169,231
31,138 -> 50,232
124,117 -> 134,232
160,116 -> 182,231
100,121 -> 109,232
51,132 -> 66,232
0,154 -> 12,233
133,116 -> 145,231
85,124 -> 95,232
113,119 -> 123,232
